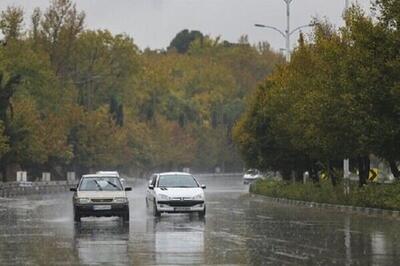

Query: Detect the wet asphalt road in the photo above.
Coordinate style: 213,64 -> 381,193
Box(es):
1,175 -> 400,265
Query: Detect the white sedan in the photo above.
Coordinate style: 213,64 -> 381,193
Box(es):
243,169 -> 263,184
146,172 -> 206,217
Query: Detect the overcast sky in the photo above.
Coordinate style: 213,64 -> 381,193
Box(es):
0,0 -> 372,51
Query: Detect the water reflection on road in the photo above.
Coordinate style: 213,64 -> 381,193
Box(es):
1,175 -> 400,265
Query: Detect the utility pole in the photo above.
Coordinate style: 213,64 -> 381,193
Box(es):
284,0 -> 293,61
345,0 -> 350,10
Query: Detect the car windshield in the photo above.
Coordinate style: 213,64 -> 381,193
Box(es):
158,174 -> 198,188
79,177 -> 123,191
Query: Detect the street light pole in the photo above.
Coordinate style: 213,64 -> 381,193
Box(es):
345,0 -> 350,9
256,0 -> 306,61
255,22 -> 313,61
284,0 -> 292,61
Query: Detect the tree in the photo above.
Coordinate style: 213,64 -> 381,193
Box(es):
2,96 -> 48,181
168,29 -> 204,54
109,95 -> 124,127
0,122 -> 9,158
233,14 -> 385,186
71,106 -> 127,172
0,73 -> 21,124
0,6 -> 24,41
71,30 -> 141,110
0,0 -> 284,177
367,0 -> 400,180
37,0 -> 85,77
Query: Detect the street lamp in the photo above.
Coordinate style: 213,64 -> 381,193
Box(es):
255,0 -> 313,61
255,22 -> 314,61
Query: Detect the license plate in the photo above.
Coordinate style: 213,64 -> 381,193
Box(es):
93,205 -> 111,211
174,207 -> 191,211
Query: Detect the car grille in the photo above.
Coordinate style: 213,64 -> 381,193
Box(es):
171,197 -> 192,201
159,200 -> 204,207
91,198 -> 113,203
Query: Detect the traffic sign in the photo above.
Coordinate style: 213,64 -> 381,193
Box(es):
368,168 -> 378,182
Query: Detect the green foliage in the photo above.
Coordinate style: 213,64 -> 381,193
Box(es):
234,3 -> 400,185
72,106 -> 126,170
0,6 -> 24,41
6,96 -> 48,165
0,121 -> 9,157
0,0 -> 283,179
168,29 -> 204,54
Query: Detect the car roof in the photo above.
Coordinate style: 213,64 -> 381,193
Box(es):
82,174 -> 120,178
96,171 -> 119,176
158,172 -> 192,176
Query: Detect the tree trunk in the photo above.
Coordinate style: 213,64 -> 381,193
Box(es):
295,169 -> 304,183
309,161 -> 320,184
281,169 -> 292,182
328,161 -> 337,187
358,155 -> 369,187
1,163 -> 6,182
389,160 -> 400,181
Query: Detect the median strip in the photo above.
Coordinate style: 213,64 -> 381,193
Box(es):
250,180 -> 400,219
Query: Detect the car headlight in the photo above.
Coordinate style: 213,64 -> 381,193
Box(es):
77,198 -> 90,204
192,194 -> 203,200
114,197 -> 128,203
158,194 -> 169,200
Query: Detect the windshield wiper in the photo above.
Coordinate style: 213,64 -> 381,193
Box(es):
106,181 -> 120,189
93,180 -> 103,191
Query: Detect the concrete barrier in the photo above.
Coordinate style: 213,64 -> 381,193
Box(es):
0,180 -> 78,198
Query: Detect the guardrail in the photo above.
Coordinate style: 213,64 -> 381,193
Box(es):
0,181 -> 78,198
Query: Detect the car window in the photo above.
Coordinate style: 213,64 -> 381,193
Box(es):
151,175 -> 157,186
157,174 -> 199,188
79,177 -> 123,191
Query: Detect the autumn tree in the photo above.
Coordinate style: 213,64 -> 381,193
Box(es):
0,6 -> 24,42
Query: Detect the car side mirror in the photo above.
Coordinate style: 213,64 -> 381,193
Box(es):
125,187 -> 132,191
201,184 -> 206,189
148,185 -> 154,190
70,187 -> 77,192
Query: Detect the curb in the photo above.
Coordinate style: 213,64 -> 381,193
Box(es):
251,193 -> 400,219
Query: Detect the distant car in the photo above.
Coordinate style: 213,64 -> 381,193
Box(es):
71,174 -> 132,222
96,171 -> 120,177
96,171 -> 126,187
146,172 -> 206,217
243,169 -> 263,184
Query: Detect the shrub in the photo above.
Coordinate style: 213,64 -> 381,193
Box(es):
251,180 -> 400,210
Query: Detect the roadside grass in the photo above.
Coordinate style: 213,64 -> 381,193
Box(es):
250,179 -> 400,211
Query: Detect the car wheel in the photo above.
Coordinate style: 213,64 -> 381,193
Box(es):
122,211 -> 130,222
199,206 -> 206,218
74,210 -> 81,222
153,201 -> 161,217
